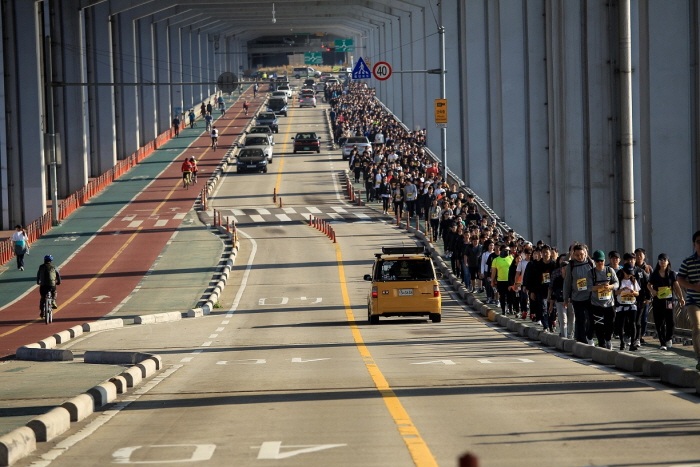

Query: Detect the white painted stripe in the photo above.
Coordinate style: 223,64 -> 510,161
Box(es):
180,357 -> 194,363
154,220 -> 168,227
354,212 -> 370,219
249,214 -> 265,223
256,208 -> 271,215
331,206 -> 347,213
301,213 -> 312,220
221,320 -> 230,325
328,213 -> 343,220
202,341 -> 212,347
275,214 -> 292,222
122,215 -> 136,222
227,229 -> 257,314
306,206 -> 322,214
282,207 -> 296,214
208,334 -> 218,339
128,221 -> 143,228
215,327 -> 225,332
174,213 -> 186,219
192,349 -> 203,354
231,209 -> 245,216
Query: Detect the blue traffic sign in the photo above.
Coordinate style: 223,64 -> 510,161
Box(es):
351,57 -> 371,80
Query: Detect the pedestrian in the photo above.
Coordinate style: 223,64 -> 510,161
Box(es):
480,240 -> 496,304
508,252 -> 522,315
172,115 -> 181,137
550,260 -> 574,338
188,109 -> 196,128
378,177 -> 391,214
206,102 -> 213,115
648,253 -> 685,350
615,263 -> 640,350
564,244 -> 594,343
404,179 -> 418,219
588,250 -> 619,348
676,230 -> 700,370
12,225 -> 29,271
253,83 -> 258,97
491,244 -> 513,315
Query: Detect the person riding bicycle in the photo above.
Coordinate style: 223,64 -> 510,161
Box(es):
181,157 -> 194,187
211,126 -> 219,148
37,255 -> 61,317
188,109 -> 196,128
204,112 -> 213,131
189,157 -> 198,183
243,100 -> 249,115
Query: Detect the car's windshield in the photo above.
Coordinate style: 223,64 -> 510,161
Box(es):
268,100 -> 286,110
239,149 -> 264,157
258,113 -> 275,119
278,85 -> 289,90
347,137 -> 369,144
245,137 -> 268,146
249,127 -> 270,134
295,134 -> 316,140
374,259 -> 434,281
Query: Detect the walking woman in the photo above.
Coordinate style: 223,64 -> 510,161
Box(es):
648,254 -> 685,350
12,225 -> 29,271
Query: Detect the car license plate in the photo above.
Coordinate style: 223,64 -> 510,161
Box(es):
398,289 -> 413,296
247,165 -> 257,168
303,147 -> 310,150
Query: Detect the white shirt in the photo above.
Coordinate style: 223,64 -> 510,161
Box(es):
12,231 -> 27,244
211,130 -> 218,138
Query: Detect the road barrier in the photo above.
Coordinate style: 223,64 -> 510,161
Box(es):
309,215 -> 336,243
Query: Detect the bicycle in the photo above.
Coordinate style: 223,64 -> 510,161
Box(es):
183,171 -> 192,189
205,120 -> 212,132
191,170 -> 198,184
42,290 -> 53,324
211,137 -> 218,151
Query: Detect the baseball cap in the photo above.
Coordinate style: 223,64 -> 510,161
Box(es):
592,250 -> 606,262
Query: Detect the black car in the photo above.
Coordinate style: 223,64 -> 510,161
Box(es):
292,132 -> 321,154
255,112 -> 279,133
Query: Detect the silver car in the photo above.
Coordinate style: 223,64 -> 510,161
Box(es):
298,92 -> 317,108
270,91 -> 288,103
242,135 -> 274,163
342,136 -> 372,160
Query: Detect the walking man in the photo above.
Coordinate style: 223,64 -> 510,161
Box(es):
677,230 -> 700,370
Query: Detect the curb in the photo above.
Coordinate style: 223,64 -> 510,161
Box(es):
0,352 -> 163,466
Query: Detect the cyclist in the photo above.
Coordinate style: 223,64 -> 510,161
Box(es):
37,255 -> 61,317
181,157 -> 194,187
211,126 -> 219,150
204,112 -> 213,131
172,115 -> 181,137
188,109 -> 196,128
190,157 -> 198,183
243,100 -> 249,115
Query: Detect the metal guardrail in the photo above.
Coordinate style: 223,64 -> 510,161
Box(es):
371,96 -> 692,338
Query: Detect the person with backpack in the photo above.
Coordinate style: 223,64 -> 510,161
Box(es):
648,253 -> 685,350
12,225 -> 29,271
615,263 -> 641,350
37,255 -> 61,317
564,244 -> 594,343
588,250 -> 619,348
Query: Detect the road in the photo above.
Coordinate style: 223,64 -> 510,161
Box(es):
15,83 -> 700,467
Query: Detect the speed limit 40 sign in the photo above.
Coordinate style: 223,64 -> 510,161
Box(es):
372,62 -> 392,81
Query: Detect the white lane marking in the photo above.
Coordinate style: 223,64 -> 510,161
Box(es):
29,365 -> 182,466
477,358 -> 534,364
249,214 -> 265,223
254,442 -> 346,460
208,334 -> 218,339
330,206 -> 347,213
291,358 -> 330,363
112,444 -> 216,463
217,359 -> 266,365
122,215 -> 136,222
231,209 -> 245,216
282,207 -> 296,214
173,213 -> 186,219
354,212 -> 370,219
192,349 -> 203,354
306,206 -> 322,214
221,320 -> 229,325
411,360 -> 456,365
275,214 -> 292,222
180,357 -> 194,363
301,213 -> 312,221
327,213 -> 342,220
128,221 -> 143,228
255,208 -> 271,215
201,341 -> 212,347
215,327 -> 225,332
259,297 -> 289,305
228,229 -> 257,314
154,220 -> 168,227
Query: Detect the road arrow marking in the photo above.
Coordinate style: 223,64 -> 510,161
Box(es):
254,441 -> 346,459
411,360 -> 456,365
291,358 -> 330,363
217,359 -> 266,365
93,295 -> 110,302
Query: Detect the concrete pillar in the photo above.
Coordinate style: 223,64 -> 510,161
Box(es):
0,5 -> 9,228
137,18 -> 156,144
154,20 -> 171,133
112,13 -> 140,159
3,0 -> 46,223
84,2 -> 117,176
442,0 -> 462,179
52,0 -> 88,196
169,23 -> 184,120
180,27 -> 193,111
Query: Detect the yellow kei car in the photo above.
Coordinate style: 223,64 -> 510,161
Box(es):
364,246 -> 443,324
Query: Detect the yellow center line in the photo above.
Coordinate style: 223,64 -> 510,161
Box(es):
334,242 -> 438,467
0,228 -> 143,338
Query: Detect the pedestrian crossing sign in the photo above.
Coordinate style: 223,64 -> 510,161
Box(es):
351,57 -> 372,80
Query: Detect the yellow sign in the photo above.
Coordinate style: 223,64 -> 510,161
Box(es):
434,99 -> 447,124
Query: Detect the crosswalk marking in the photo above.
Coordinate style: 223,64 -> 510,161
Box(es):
331,206 -> 347,213
256,208 -> 271,215
128,221 -> 142,228
354,213 -> 370,219
231,209 -> 245,216
282,207 -> 296,214
174,213 -> 186,220
250,214 -> 265,223
328,213 -> 343,220
275,214 -> 292,222
209,205 -> 379,225
154,220 -> 168,227
306,207 -> 322,214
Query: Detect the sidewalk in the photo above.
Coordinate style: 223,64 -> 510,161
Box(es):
345,172 -> 700,377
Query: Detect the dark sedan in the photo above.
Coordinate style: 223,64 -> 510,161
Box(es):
292,132 -> 321,154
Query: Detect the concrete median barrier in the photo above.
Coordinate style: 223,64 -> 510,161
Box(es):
53,330 -> 72,344
572,342 -> 594,359
496,314 -> 508,327
614,352 -> 645,373
121,367 -> 143,387
26,407 -> 70,442
591,347 -> 618,365
136,359 -> 158,378
134,311 -> 183,325
562,338 -> 576,353
487,309 -> 496,322
527,327 -> 542,341
642,358 -> 664,377
61,394 -> 94,422
84,351 -> 141,365
87,382 -> 118,407
15,347 -> 73,362
110,375 -> 128,394
187,308 -> 206,317
82,319 -> 123,332
506,320 -> 517,332
540,332 -> 558,347
517,324 -> 530,338
0,426 -> 36,467
660,364 -> 700,388
38,337 -> 56,349
68,325 -> 83,339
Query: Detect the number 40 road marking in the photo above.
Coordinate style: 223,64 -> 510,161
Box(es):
254,441 -> 346,459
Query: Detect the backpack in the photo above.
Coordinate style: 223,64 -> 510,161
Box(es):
40,264 -> 57,287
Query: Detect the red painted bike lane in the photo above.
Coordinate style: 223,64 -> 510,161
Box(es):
0,91 -> 264,357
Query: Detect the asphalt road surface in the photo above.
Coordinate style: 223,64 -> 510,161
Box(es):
16,84 -> 700,467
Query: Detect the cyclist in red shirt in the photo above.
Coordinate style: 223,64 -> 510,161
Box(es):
181,158 -> 194,187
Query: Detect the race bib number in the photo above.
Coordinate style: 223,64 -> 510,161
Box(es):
576,278 -> 588,291
597,289 -> 612,300
619,292 -> 636,305
406,192 -> 415,200
431,212 -> 439,219
657,286 -> 672,300
542,273 -> 551,284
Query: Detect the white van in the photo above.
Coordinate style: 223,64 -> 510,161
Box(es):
293,67 -> 315,78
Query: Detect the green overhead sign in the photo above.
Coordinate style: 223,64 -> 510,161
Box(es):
335,39 -> 354,52
304,52 -> 323,64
